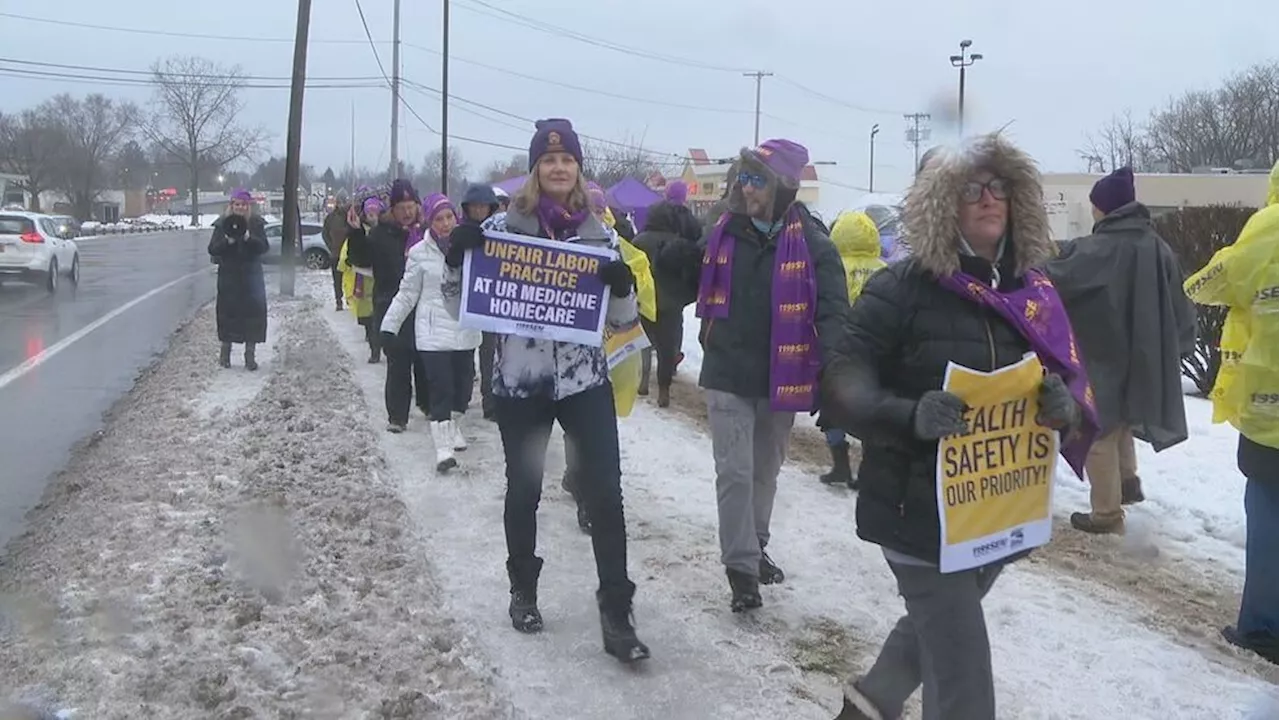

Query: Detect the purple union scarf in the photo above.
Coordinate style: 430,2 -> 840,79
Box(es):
696,206 -> 822,412
536,195 -> 591,241
936,268 -> 1100,477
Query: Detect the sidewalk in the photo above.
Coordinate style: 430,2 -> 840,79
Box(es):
0,294 -> 509,718
312,275 -> 1276,719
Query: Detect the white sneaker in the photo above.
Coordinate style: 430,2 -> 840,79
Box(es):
450,412 -> 468,451
429,421 -> 458,473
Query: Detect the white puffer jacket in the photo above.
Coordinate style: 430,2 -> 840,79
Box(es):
381,236 -> 482,352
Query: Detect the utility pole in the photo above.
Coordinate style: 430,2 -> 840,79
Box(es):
903,112 -> 932,174
440,0 -> 450,195
869,124 -> 880,193
742,70 -> 773,146
281,0 -> 312,297
388,0 -> 402,180
949,40 -> 982,137
349,101 -> 356,195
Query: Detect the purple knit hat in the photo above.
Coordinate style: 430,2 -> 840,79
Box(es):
229,188 -> 253,203
422,192 -> 456,223
743,139 -> 810,189
389,178 -> 419,206
362,196 -> 385,216
1089,167 -> 1136,215
528,118 -> 584,170
586,181 -> 607,213
664,180 -> 688,205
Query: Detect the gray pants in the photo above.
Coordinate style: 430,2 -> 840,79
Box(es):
705,390 -> 794,576
856,560 -> 1004,720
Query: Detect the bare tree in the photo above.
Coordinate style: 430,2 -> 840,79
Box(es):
1144,62 -> 1279,172
45,94 -> 137,220
416,147 -> 469,196
1077,110 -> 1151,172
144,55 -> 267,226
485,153 -> 529,183
581,138 -> 661,188
0,107 -> 65,211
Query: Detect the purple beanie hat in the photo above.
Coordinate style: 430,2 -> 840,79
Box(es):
528,118 -> 584,170
362,196 -> 385,216
389,178 -> 419,206
664,180 -> 688,205
1089,167 -> 1136,215
743,139 -> 810,189
422,192 -> 456,223
229,188 -> 254,203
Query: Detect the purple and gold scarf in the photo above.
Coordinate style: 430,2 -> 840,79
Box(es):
936,269 -> 1100,476
696,206 -> 821,412
536,195 -> 591,241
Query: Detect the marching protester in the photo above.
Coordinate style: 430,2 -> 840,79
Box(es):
381,193 -> 480,472
460,184 -> 503,421
323,195 -> 351,311
632,181 -> 702,406
442,119 -> 650,663
663,139 -> 849,612
821,133 -> 1096,720
209,188 -> 269,371
816,210 -> 885,489
1184,163 -> 1279,665
345,179 -> 432,433
1047,166 -> 1197,534
338,195 -> 386,364
493,186 -> 511,217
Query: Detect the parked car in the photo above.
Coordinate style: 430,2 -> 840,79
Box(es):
51,215 -> 81,239
263,222 -> 330,269
0,211 -> 82,292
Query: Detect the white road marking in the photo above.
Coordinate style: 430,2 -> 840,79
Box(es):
0,267 -> 212,390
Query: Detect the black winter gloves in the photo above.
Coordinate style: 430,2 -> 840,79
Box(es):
445,224 -> 486,268
1036,374 -> 1080,430
223,214 -> 247,239
598,259 -> 635,298
912,390 -> 969,440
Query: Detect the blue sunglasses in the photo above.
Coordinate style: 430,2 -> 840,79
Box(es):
737,171 -> 769,189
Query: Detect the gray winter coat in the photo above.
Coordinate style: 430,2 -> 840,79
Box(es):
1046,201 -> 1197,450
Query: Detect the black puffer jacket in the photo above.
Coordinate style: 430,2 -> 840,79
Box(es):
345,219 -> 413,309
820,133 -> 1059,563
633,202 -> 702,313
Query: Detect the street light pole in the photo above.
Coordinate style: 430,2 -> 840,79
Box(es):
869,124 -> 880,193
948,40 -> 983,137
281,0 -> 312,297
440,0 -> 450,195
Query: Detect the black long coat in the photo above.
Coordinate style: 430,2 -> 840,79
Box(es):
209,214 -> 269,344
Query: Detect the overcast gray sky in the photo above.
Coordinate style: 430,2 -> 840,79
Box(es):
3,0 -> 1277,214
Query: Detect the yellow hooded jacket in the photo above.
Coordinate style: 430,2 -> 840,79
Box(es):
338,236 -> 376,320
1183,163 -> 1279,449
831,211 -> 886,302
601,206 -> 657,416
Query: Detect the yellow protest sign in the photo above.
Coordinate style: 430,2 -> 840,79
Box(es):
936,353 -> 1059,573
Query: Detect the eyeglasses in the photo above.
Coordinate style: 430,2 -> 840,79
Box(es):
737,171 -> 769,189
960,177 -> 1010,204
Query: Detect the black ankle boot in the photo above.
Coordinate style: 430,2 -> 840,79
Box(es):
244,343 -> 258,372
726,569 -> 762,612
637,348 -> 651,396
820,442 -> 854,488
507,557 -> 544,634
598,586 -> 649,663
218,342 -> 232,369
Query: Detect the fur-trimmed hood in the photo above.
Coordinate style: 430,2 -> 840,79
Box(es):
902,132 -> 1053,277
726,146 -> 799,222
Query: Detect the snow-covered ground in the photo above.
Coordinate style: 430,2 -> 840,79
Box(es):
308,275 -> 1276,719
0,294 -> 509,718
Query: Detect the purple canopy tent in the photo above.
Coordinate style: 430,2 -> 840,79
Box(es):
493,175 -> 528,196
605,177 -> 662,232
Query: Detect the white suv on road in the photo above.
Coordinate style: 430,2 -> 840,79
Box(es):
0,211 -> 82,292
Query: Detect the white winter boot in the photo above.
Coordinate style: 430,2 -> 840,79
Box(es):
429,421 -> 458,473
451,411 -> 468,451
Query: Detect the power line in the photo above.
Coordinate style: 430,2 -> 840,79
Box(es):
0,67 -> 380,90
775,76 -> 905,117
352,0 -> 392,86
0,57 -> 381,82
0,11 -> 375,45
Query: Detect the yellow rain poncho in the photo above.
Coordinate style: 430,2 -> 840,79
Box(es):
831,211 -> 886,302
338,239 -> 375,320
1183,163 -> 1279,449
601,206 -> 657,416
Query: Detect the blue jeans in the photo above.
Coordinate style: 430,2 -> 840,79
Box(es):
825,428 -> 846,447
1238,436 -> 1278,640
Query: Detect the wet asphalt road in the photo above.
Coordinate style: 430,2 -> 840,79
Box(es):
0,230 -> 216,551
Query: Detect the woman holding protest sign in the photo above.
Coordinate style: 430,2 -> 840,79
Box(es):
820,133 -> 1098,720
441,119 -> 650,664
346,179 -> 432,433
381,193 -> 481,473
